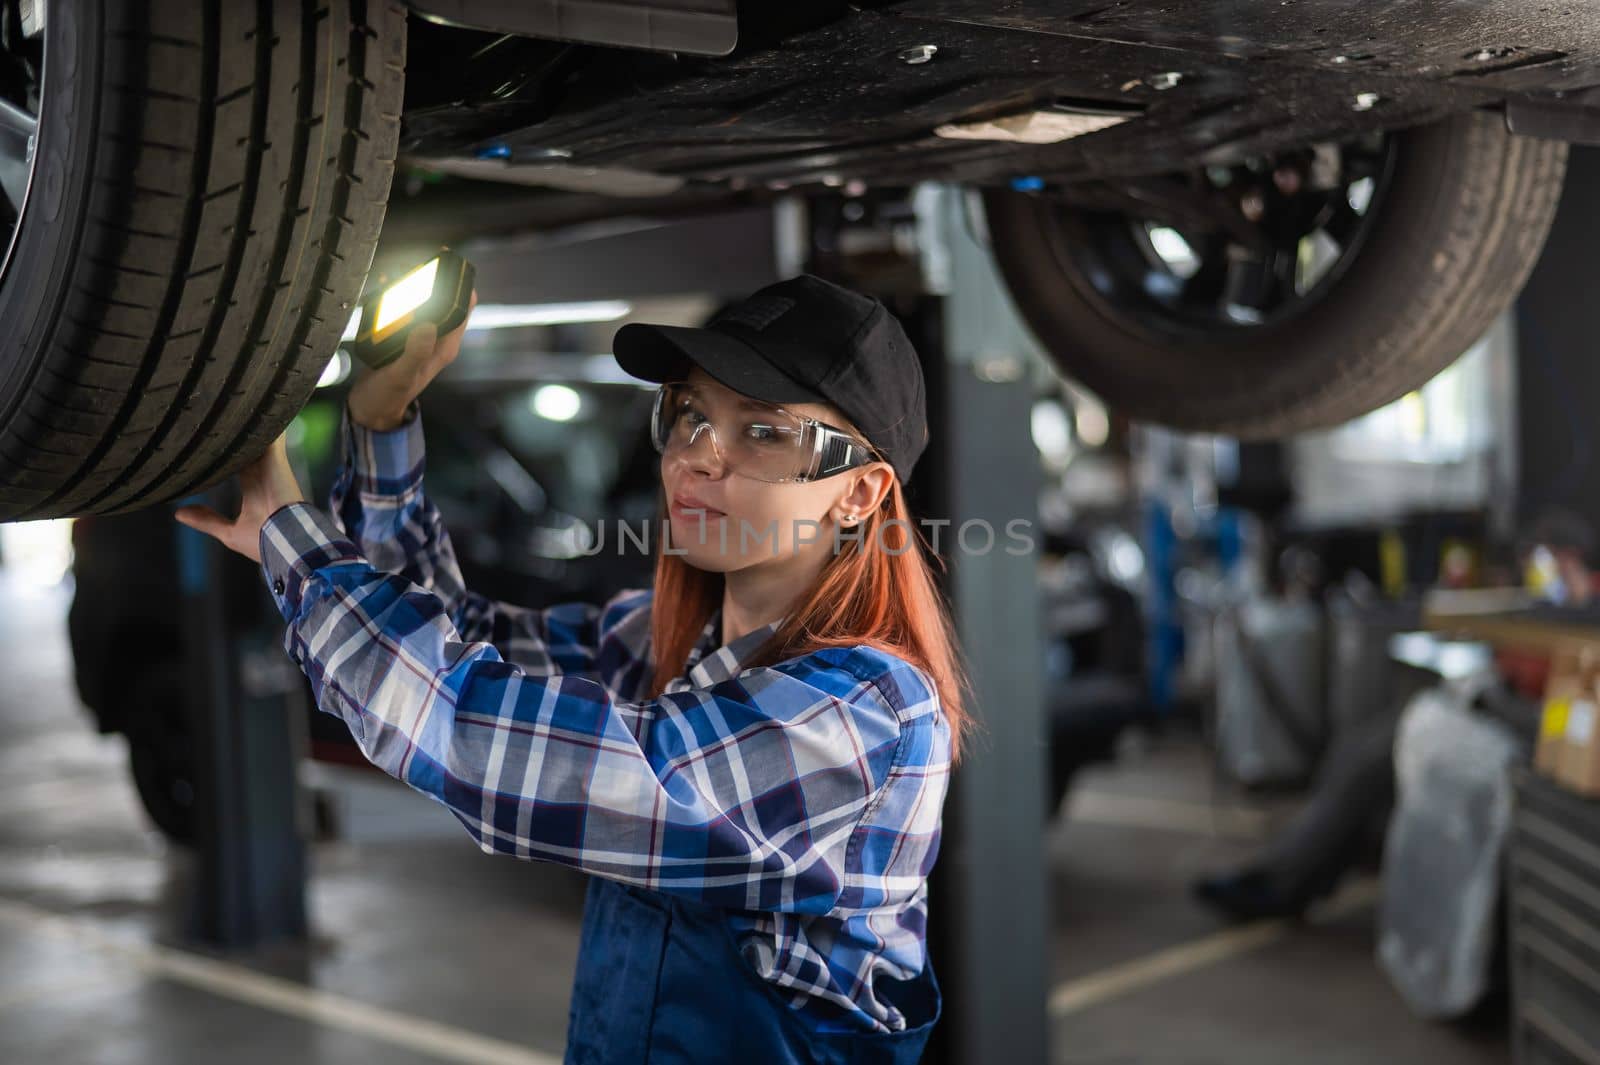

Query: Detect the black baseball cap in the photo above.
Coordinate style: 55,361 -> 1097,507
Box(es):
612,274 -> 928,482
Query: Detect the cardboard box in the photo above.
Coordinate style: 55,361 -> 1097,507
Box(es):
1561,687 -> 1600,797
1538,647 -> 1584,778
1544,646 -> 1600,797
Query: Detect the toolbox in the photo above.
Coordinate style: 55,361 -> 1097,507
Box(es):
1510,767 -> 1600,1064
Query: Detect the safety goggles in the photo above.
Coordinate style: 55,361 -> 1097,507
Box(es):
649,381 -> 881,484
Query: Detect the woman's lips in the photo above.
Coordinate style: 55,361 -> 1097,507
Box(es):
670,495 -> 726,521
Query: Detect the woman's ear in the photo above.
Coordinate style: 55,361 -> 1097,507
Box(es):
832,463 -> 894,524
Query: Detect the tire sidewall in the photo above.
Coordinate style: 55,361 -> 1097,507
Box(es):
985,113 -> 1558,435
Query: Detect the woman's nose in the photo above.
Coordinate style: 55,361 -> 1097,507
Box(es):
680,423 -> 726,477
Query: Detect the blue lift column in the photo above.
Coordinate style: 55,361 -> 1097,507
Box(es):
175,483 -> 309,948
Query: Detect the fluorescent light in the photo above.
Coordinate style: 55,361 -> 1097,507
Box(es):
439,353 -> 663,386
1030,400 -> 1072,468
376,258 -> 440,332
1075,397 -> 1110,448
530,384 -> 582,422
341,307 -> 362,342
467,301 -> 631,331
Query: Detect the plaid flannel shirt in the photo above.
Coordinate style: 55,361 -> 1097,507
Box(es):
256,400 -> 952,1034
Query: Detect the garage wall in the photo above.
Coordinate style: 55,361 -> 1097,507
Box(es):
1287,314 -> 1509,529
1515,145 -> 1600,543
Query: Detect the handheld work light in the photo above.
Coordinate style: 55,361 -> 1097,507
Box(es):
347,251 -> 476,369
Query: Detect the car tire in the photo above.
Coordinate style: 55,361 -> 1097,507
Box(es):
0,0 -> 406,521
982,112 -> 1568,438
125,662 -> 195,845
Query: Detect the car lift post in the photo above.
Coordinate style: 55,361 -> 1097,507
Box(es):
909,186 -> 1052,1064
176,484 -> 308,947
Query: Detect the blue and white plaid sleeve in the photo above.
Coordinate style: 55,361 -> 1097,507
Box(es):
256,502 -> 941,917
328,400 -> 614,683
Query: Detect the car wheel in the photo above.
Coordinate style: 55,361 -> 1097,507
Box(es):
0,0 -> 405,521
982,112 -> 1567,438
125,662 -> 195,845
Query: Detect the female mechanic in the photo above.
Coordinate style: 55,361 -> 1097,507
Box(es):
175,273 -> 970,1064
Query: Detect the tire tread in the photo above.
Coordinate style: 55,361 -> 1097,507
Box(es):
0,0 -> 405,520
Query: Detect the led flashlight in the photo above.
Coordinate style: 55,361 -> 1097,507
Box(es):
347,251 -> 476,369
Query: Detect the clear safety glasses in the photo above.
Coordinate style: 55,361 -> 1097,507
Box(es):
650,381 -> 880,484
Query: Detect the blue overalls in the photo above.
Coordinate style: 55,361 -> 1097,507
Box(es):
564,876 -> 942,1064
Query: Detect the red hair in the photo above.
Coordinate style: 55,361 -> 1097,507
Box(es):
647,478 -> 974,764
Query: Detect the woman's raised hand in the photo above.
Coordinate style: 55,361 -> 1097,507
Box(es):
172,291 -> 479,563
346,290 -> 478,431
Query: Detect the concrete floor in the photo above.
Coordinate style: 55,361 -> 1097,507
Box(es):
0,566 -> 1510,1065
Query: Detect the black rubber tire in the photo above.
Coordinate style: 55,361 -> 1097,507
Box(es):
982,112 -> 1569,439
125,661 -> 196,846
0,0 -> 406,521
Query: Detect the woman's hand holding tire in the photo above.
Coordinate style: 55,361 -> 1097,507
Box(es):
171,436 -> 307,565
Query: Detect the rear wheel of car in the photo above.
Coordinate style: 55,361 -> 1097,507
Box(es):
0,0 -> 406,521
983,112 -> 1568,438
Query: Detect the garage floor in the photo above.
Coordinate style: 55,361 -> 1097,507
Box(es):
0,569 -> 1510,1065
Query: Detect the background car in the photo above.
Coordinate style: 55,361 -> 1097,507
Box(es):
3,1 -> 1595,520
